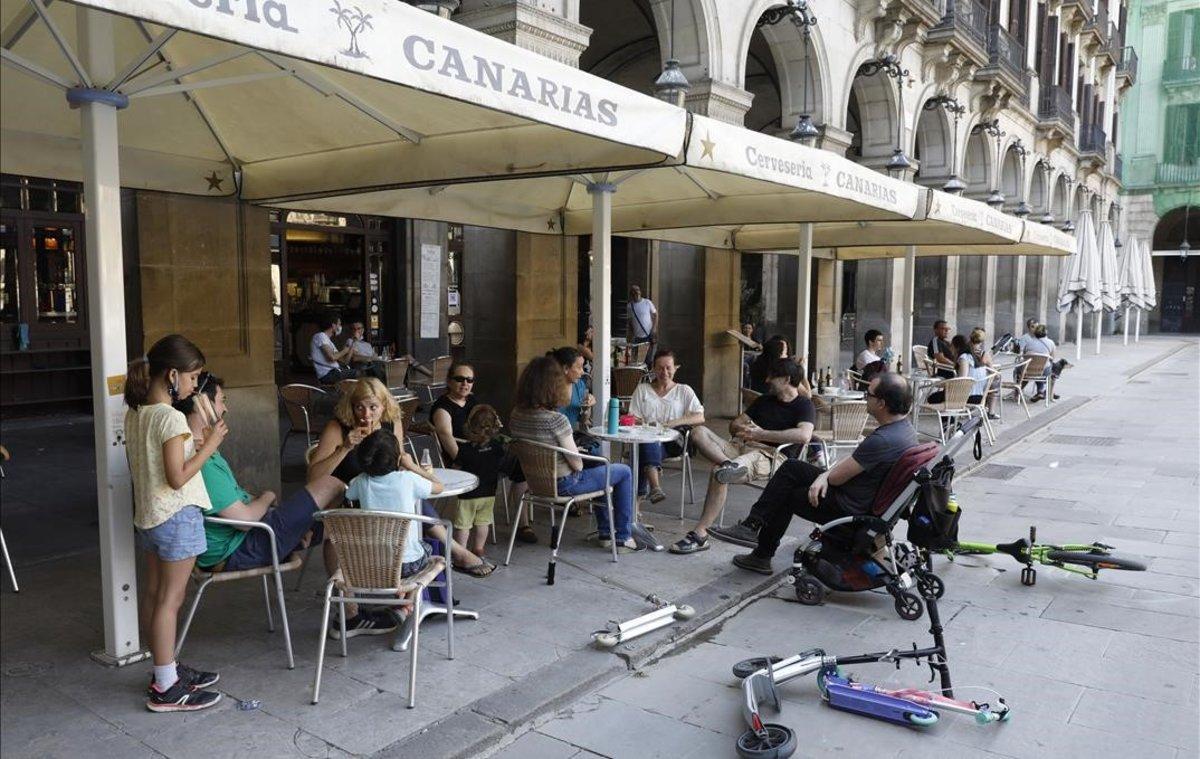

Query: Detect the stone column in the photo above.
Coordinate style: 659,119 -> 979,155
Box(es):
701,248 -> 742,418
684,78 -> 755,126
982,255 -> 998,339
455,0 -> 591,67
943,256 -> 961,328
817,125 -> 854,157
1012,255 -> 1027,336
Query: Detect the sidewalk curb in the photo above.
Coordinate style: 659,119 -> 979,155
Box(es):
372,566 -> 784,759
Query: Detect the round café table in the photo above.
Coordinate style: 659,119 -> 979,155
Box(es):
393,467 -> 480,652
587,425 -> 681,552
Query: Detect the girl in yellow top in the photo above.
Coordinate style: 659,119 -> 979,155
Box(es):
124,335 -> 227,713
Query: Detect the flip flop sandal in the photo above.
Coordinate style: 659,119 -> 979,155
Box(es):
453,560 -> 496,578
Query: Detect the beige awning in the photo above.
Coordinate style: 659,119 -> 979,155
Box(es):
278,113 -> 924,230
1,0 -> 687,197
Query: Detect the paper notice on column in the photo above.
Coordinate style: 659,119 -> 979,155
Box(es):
420,243 -> 442,339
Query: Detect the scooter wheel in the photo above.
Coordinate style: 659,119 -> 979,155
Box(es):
905,711 -> 939,727
894,591 -> 925,621
674,604 -> 696,620
794,576 -> 824,606
736,724 -> 797,759
592,633 -> 619,648
731,656 -> 784,680
917,572 -> 945,599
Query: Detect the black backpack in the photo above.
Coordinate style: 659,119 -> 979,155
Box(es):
906,456 -> 960,550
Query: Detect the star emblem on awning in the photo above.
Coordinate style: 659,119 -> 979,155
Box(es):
547,218 -> 557,231
204,171 -> 224,191
700,132 -> 716,160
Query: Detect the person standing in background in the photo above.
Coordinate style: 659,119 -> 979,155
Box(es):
626,285 -> 658,366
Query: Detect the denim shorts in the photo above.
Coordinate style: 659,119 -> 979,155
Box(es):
224,488 -> 320,572
401,542 -> 431,577
139,505 -> 206,562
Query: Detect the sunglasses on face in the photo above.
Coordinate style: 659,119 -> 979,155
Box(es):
451,376 -> 475,383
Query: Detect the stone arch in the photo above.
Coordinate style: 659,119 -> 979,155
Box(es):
961,124 -> 993,198
1049,173 -> 1069,224
845,59 -> 901,163
1072,184 -> 1087,223
646,0 -> 719,79
912,98 -> 953,188
579,1 -> 663,90
999,145 -> 1023,211
1029,161 -> 1050,218
748,12 -> 829,134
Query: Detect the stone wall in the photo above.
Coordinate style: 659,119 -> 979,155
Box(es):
515,232 -> 579,383
700,247 -> 741,418
135,192 -> 278,494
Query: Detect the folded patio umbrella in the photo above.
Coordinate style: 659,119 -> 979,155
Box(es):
1057,209 -> 1101,361
1093,219 -> 1121,353
1117,233 -> 1144,344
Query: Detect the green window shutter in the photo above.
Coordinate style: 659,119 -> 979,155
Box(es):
1167,11 -> 1183,62
1164,106 -> 1181,164
1184,104 -> 1200,165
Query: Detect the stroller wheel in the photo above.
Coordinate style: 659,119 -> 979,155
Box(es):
794,576 -> 824,606
736,724 -> 797,759
893,591 -> 925,621
917,572 -> 945,599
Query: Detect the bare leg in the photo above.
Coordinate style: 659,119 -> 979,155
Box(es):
426,522 -> 481,566
511,481 -> 531,527
644,466 -> 662,491
453,527 -> 470,551
691,477 -> 729,537
140,551 -> 161,640
689,426 -> 734,465
307,476 -> 348,509
470,525 -> 489,557
150,556 -> 195,668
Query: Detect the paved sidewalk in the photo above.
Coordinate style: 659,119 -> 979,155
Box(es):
0,336 -> 1194,758
491,338 -> 1200,759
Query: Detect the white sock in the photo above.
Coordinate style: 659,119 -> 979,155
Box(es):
153,662 -> 179,691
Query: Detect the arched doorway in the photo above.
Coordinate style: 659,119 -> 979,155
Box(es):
846,63 -> 900,164
999,145 -> 1022,212
1030,162 -> 1050,220
1153,206 -> 1200,333
962,126 -> 992,199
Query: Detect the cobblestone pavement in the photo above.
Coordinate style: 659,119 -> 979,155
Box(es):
1,337 -> 1195,758
484,339 -> 1200,759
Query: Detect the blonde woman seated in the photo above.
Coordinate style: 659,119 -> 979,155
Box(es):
308,378 -> 495,581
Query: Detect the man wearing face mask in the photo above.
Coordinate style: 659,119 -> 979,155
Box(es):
310,314 -> 356,384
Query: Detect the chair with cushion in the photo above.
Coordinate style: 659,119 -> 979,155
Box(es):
311,509 -> 451,708
279,384 -> 328,458
408,355 -> 453,403
176,515 -> 302,669
505,439 -> 618,584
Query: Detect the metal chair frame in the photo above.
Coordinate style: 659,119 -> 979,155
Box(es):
917,377 -> 979,444
176,515 -> 299,669
0,463 -> 16,593
311,509 -> 453,708
504,438 -> 618,584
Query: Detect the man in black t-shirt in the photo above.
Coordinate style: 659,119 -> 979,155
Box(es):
927,320 -> 956,378
712,373 -> 919,575
669,359 -> 816,555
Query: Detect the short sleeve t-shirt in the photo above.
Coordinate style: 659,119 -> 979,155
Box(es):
628,298 -> 657,338
197,452 -> 250,568
125,403 -> 213,529
854,349 -> 881,371
310,331 -> 338,375
346,471 -> 434,563
830,419 -> 918,515
629,382 -> 704,425
745,393 -> 816,432
558,378 -> 588,427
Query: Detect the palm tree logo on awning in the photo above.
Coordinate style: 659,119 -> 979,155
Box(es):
330,1 -> 373,59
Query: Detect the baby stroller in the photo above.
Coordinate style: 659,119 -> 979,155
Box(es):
789,419 -> 979,620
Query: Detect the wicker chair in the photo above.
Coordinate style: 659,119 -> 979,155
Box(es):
505,439 -> 618,584
998,358 -> 1033,420
968,368 -> 1000,445
612,367 -> 646,411
335,378 -> 359,396
911,345 -> 929,376
408,355 -> 453,403
918,377 -> 977,443
1011,353 -> 1052,407
397,396 -> 420,435
384,357 -> 412,395
812,400 -> 870,467
279,384 -> 328,458
176,516 -> 303,669
311,509 -> 451,708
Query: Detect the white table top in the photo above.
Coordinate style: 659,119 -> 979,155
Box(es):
587,425 -> 681,444
426,468 -> 480,498
816,389 -> 866,401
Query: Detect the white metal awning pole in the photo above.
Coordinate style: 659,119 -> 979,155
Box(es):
903,245 -> 916,373
1075,304 -> 1083,363
588,182 -> 615,436
1135,309 -> 1141,342
1123,306 -> 1129,345
796,223 -> 812,366
77,8 -> 143,666
1094,311 -> 1101,355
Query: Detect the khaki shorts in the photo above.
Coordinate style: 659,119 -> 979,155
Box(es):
453,497 -> 495,530
691,426 -> 782,483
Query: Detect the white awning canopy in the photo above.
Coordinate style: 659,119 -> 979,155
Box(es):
279,113 -> 924,231
1,0 -> 687,197
620,187 -> 1073,258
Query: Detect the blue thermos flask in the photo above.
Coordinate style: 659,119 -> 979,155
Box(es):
607,397 -> 620,434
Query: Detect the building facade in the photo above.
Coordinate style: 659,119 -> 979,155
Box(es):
441,0 -> 1132,384
1120,0 -> 1200,334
